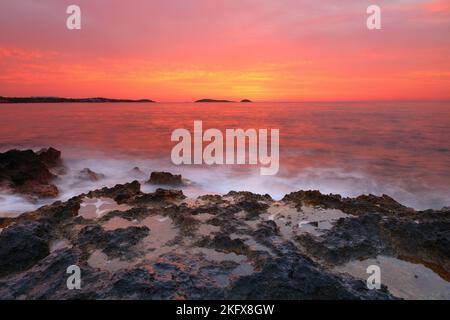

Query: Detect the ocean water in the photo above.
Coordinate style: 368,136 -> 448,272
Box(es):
0,101 -> 449,215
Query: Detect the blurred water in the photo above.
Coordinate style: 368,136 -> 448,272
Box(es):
0,101 -> 449,215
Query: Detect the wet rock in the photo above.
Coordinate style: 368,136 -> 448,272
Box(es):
226,191 -> 272,202
341,194 -> 413,216
0,248 -> 110,300
78,225 -> 149,259
78,168 -> 105,182
297,214 -> 387,265
283,190 -> 342,209
227,243 -> 394,300
129,167 -> 146,179
283,190 -> 413,216
0,181 -> 448,300
37,147 -> 62,168
0,149 -> 59,197
297,210 -> 450,280
0,221 -> 50,277
198,235 -> 249,255
87,181 -> 142,204
108,268 -> 158,299
133,188 -> 186,204
147,171 -> 183,186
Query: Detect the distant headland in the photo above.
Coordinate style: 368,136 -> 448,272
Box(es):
0,96 -> 155,104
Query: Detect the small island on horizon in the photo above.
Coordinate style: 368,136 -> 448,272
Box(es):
195,99 -> 234,103
195,98 -> 253,103
0,96 -> 155,104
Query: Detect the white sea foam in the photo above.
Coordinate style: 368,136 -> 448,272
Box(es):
0,157 -> 449,217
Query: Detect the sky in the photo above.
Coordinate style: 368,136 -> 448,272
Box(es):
0,0 -> 449,101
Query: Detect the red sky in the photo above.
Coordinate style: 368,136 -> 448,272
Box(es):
0,0 -> 449,101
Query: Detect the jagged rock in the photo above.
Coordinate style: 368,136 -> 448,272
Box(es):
147,171 -> 183,186
78,168 -> 105,181
0,149 -> 59,197
283,190 -> 342,209
129,167 -> 146,179
133,188 -> 186,205
226,243 -> 393,300
0,177 -> 448,300
37,147 -> 62,168
0,221 -> 50,277
87,180 -> 142,204
78,225 -> 149,259
198,234 -> 249,255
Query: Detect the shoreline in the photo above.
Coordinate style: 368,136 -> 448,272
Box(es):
0,96 -> 155,104
0,147 -> 449,299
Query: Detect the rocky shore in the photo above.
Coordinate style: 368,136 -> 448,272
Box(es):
0,148 -> 449,300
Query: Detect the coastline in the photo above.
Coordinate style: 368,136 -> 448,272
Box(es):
0,96 -> 155,104
0,148 -> 449,300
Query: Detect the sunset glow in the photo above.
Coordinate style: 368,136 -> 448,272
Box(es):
1,0 -> 449,101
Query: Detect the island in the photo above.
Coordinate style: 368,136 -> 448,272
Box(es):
194,99 -> 234,103
240,99 -> 252,103
0,96 -> 155,104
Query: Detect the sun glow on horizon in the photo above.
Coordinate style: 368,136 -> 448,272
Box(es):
0,0 -> 449,101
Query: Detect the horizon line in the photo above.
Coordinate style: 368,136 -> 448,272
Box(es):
2,95 -> 450,104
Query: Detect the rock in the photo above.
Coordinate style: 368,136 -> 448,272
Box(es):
0,182 -> 448,300
129,167 -> 146,179
17,182 -> 59,198
87,181 -> 142,204
147,171 -> 183,186
37,147 -> 62,168
283,190 -> 342,209
198,235 -> 249,255
78,225 -> 149,259
240,99 -> 252,103
195,99 -> 234,103
78,168 -> 105,181
0,221 -> 50,277
0,149 -> 59,197
133,188 -> 186,204
226,243 -> 394,300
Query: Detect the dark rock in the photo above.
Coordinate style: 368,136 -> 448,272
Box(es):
129,167 -> 146,179
227,243 -> 394,300
78,168 -> 105,181
198,235 -> 249,255
88,181 -> 141,204
78,225 -> 149,259
133,188 -> 186,204
0,180 -> 448,300
37,147 -> 62,168
0,221 -> 50,277
297,214 -> 386,265
147,171 -> 183,186
195,99 -> 234,103
0,149 -> 59,197
283,190 -> 342,209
